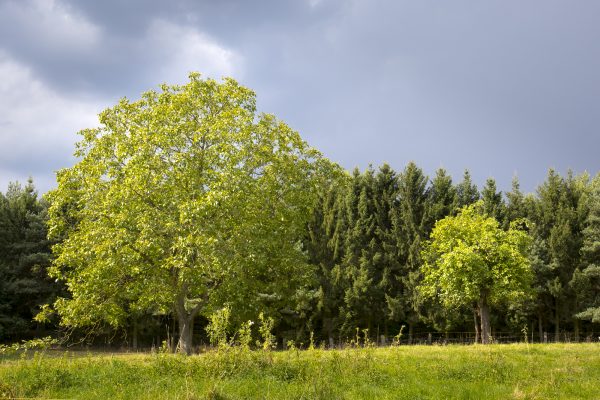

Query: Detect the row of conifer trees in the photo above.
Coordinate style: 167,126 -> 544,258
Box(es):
302,163 -> 599,343
1,164 -> 599,345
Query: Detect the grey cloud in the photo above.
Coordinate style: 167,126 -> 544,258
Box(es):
0,0 -> 244,96
231,0 -> 600,190
0,0 -> 599,194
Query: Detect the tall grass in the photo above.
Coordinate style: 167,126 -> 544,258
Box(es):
1,344 -> 598,399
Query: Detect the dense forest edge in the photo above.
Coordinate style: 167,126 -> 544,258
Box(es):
1,74 -> 599,353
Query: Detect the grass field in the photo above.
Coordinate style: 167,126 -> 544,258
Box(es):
1,343 -> 599,399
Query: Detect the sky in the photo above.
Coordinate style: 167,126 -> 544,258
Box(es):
1,0 -> 599,195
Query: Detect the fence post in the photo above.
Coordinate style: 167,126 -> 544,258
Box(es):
380,335 -> 387,346
543,332 -> 548,344
329,337 -> 334,349
427,333 -> 432,345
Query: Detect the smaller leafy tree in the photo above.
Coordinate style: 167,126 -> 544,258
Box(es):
420,201 -> 532,344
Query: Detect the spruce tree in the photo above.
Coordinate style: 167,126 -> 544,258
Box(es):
390,162 -> 428,341
306,181 -> 347,341
531,170 -> 587,340
372,164 -> 402,338
425,168 -> 456,232
333,164 -> 403,340
455,170 -> 479,211
504,176 -> 527,228
336,168 -> 372,334
0,179 -> 60,341
339,168 -> 376,334
571,174 -> 600,325
481,178 -> 505,222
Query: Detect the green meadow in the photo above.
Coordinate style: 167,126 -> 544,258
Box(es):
1,343 -> 599,399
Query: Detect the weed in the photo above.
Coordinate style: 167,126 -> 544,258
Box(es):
237,320 -> 254,350
257,312 -> 276,351
392,325 -> 406,346
206,307 -> 232,350
362,329 -> 373,348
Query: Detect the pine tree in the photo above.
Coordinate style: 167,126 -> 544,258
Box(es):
531,170 -> 588,340
504,176 -> 527,228
390,162 -> 429,342
339,168 -> 376,334
372,164 -> 401,338
455,170 -> 479,211
425,168 -> 456,232
0,179 -> 60,341
481,178 -> 505,222
334,165 -> 402,340
571,174 -> 600,325
306,181 -> 347,341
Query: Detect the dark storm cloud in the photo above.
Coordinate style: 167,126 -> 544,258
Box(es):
250,0 -> 600,191
209,0 -> 600,192
1,0 -> 599,194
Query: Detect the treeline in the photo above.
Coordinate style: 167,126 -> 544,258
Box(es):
1,164 -> 599,346
303,163 -> 600,343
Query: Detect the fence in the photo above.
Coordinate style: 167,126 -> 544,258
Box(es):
23,330 -> 599,354
286,331 -> 600,350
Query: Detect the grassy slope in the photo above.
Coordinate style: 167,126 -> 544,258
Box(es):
1,344 -> 599,399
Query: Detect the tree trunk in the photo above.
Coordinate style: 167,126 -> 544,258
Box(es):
170,319 -> 176,352
554,298 -> 560,342
384,320 -> 388,338
478,292 -> 491,344
177,314 -> 194,355
408,323 -> 414,345
574,318 -> 580,342
324,317 -> 333,344
132,318 -> 138,350
473,308 -> 480,344
538,312 -> 543,343
175,292 -> 203,355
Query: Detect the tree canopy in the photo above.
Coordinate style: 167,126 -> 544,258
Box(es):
1,77 -> 598,348
4,164 -> 598,348
43,73 -> 332,353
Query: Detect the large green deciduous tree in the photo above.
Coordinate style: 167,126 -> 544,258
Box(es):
420,201 -> 532,344
44,74 -> 328,354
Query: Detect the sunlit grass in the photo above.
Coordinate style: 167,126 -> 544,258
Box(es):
1,343 -> 598,399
